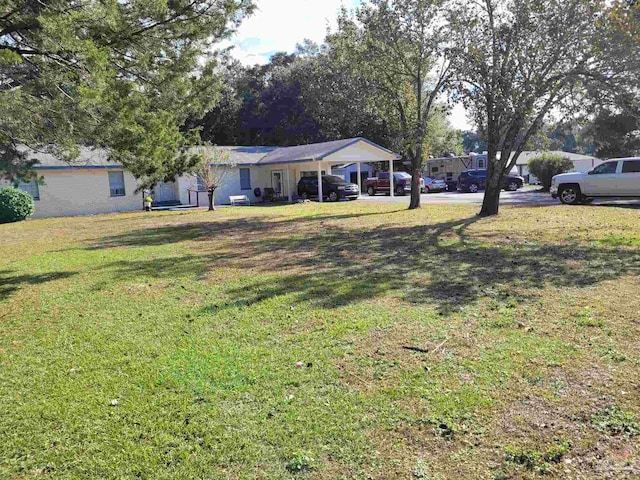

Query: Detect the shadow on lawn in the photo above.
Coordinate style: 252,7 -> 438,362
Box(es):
0,269 -> 76,300
84,210 -> 402,250
88,211 -> 640,314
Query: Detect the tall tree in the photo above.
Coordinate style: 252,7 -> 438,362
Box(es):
449,0 -> 625,216
582,109 -> 640,158
0,0 -> 254,188
330,0 -> 453,209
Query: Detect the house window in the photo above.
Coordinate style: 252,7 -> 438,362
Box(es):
196,174 -> 207,191
108,171 -> 126,197
300,171 -> 326,178
478,159 -> 486,169
432,167 -> 439,173
239,168 -> 251,190
18,179 -> 40,200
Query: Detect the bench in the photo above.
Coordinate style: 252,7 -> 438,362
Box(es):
229,195 -> 250,206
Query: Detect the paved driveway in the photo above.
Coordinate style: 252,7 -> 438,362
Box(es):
359,187 -> 640,207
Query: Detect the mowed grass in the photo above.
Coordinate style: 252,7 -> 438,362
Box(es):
1,202 -> 639,479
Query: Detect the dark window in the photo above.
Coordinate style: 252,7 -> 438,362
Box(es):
324,175 -> 346,184
18,179 -> 40,200
432,167 -> 439,173
622,160 -> 640,173
592,161 -> 618,174
239,168 -> 251,190
300,171 -> 325,178
108,171 -> 125,197
196,174 -> 207,191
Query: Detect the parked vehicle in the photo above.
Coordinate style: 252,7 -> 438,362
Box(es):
297,175 -> 360,202
457,169 -> 524,193
421,177 -> 447,193
366,172 -> 412,196
551,157 -> 640,205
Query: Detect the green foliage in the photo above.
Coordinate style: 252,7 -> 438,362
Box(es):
330,0 -> 453,209
592,406 -> 640,436
448,0 -> 621,215
0,0 -> 255,187
581,109 -> 640,158
0,187 -> 35,223
528,153 -> 575,191
285,453 -> 316,473
504,440 -> 570,473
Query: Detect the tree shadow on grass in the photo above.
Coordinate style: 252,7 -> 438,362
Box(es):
81,210 -> 405,250
92,214 -> 640,314
0,269 -> 77,300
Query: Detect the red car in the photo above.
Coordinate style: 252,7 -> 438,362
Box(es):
365,172 -> 413,196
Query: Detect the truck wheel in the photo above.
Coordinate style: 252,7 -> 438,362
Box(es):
468,183 -> 479,193
395,185 -> 404,196
367,186 -> 375,196
559,185 -> 581,205
328,191 -> 339,202
506,181 -> 519,191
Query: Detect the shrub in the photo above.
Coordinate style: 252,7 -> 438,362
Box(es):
0,187 -> 35,223
528,153 -> 574,191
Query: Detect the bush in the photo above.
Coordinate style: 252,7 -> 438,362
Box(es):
0,187 -> 35,223
528,153 -> 574,191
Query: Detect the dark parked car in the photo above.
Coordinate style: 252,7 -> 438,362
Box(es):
457,169 -> 524,193
297,175 -> 360,202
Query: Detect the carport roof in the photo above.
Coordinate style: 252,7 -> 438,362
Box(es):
217,138 -> 399,166
256,137 -> 399,165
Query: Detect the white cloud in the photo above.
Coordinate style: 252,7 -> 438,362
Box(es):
228,0 -> 359,65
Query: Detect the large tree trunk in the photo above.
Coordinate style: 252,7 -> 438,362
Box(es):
480,159 -> 506,216
408,145 -> 423,210
479,148 -> 503,217
207,190 -> 215,211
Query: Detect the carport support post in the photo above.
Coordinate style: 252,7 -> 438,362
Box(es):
389,159 -> 395,197
357,162 -> 362,193
286,168 -> 291,202
317,161 -> 323,203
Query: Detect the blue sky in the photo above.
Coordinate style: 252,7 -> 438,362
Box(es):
228,0 -> 471,130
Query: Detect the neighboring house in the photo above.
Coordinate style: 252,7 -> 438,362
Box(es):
514,151 -> 601,184
5,138 -> 399,218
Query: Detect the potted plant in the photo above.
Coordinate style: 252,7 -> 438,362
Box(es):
144,196 -> 153,211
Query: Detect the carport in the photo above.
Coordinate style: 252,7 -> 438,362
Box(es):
253,138 -> 401,202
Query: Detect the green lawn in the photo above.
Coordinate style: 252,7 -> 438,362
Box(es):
1,202 -> 639,479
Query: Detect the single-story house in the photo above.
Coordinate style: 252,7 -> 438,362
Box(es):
5,138 -> 399,218
514,151 -> 601,183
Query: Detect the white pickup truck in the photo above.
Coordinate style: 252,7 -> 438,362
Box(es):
551,157 -> 640,205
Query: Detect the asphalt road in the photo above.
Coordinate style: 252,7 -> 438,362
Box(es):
359,186 -> 640,208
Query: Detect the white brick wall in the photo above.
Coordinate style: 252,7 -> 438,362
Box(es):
3,169 -> 143,218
